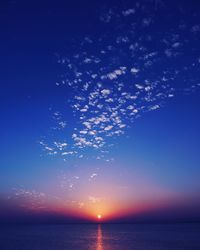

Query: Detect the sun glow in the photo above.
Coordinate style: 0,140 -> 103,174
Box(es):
97,214 -> 102,219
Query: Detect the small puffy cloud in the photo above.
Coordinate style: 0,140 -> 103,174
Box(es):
88,196 -> 101,203
149,105 -> 160,110
131,67 -> 140,74
135,84 -> 144,89
122,8 -> 135,16
106,67 -> 126,80
142,18 -> 152,27
104,125 -> 113,131
61,151 -> 75,155
90,173 -> 97,178
191,25 -> 200,33
101,89 -> 111,96
172,42 -> 181,48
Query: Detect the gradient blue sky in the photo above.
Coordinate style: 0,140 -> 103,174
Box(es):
0,0 -> 200,222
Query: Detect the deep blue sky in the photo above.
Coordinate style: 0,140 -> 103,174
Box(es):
0,0 -> 200,222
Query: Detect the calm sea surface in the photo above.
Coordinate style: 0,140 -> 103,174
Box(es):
0,223 -> 200,250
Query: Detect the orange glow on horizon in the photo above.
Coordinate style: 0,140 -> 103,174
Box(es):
23,171 -> 179,223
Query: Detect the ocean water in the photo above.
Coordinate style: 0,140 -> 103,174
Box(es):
0,223 -> 200,250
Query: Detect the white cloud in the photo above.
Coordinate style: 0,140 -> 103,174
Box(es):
122,8 -> 135,16
135,84 -> 143,89
104,125 -> 113,131
101,89 -> 110,96
131,67 -> 140,74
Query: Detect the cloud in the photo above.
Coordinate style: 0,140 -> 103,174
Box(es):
131,67 -> 140,74
41,2 -> 200,163
88,196 -> 101,203
122,9 -> 135,16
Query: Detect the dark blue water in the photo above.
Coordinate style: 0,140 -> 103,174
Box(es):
0,223 -> 200,250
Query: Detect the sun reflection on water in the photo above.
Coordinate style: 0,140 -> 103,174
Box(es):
96,224 -> 103,250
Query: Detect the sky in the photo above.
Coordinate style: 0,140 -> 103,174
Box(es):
0,0 -> 200,223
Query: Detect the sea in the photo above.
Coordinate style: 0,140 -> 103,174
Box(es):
0,223 -> 200,250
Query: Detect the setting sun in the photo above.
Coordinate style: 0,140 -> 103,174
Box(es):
97,214 -> 102,219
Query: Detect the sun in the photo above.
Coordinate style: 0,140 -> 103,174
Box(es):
97,214 -> 102,220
